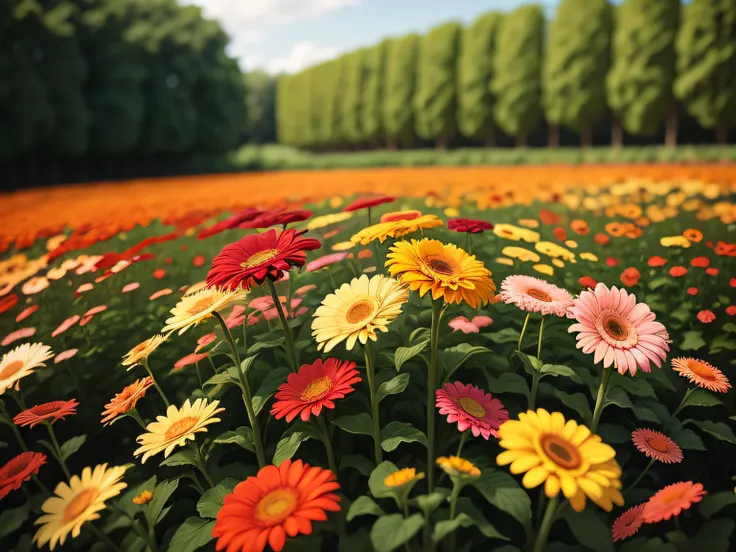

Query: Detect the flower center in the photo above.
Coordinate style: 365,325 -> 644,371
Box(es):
63,488 -> 98,523
346,299 -> 375,325
526,288 -> 552,302
300,376 -> 332,401
645,436 -> 670,453
458,397 -> 486,418
255,488 -> 298,524
660,487 -> 684,505
687,360 -> 716,381
0,360 -> 25,381
540,434 -> 581,470
165,416 -> 199,441
132,341 -> 150,355
241,249 -> 279,269
188,297 -> 215,315
425,256 -> 455,276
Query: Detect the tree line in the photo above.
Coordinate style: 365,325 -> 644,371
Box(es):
276,0 -> 736,150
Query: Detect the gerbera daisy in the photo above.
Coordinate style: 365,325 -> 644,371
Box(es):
568,283 -> 669,376
497,409 -> 624,512
696,309 -> 715,323
206,229 -> 321,291
271,358 -> 361,422
641,481 -> 706,523
14,399 -> 79,428
498,275 -> 574,317
350,215 -> 443,245
33,464 -> 127,550
306,252 -> 348,272
631,428 -> 683,464
101,378 -> 154,426
51,315 -> 80,338
384,468 -> 425,488
16,304 -> 39,323
311,274 -> 409,352
671,357 -> 730,393
435,382 -> 508,440
436,456 -> 481,478
2,327 -> 37,347
447,218 -> 493,233
612,504 -> 645,542
0,294 -> 18,315
161,288 -> 246,335
381,210 -> 422,222
448,315 -> 493,334
122,334 -> 168,368
386,239 -> 496,309
0,451 -> 47,500
54,349 -> 79,364
0,342 -> 53,395
343,195 -> 395,212
213,459 -> 341,552
134,398 -> 224,463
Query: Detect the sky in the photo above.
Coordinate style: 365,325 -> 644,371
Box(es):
185,0 -> 563,75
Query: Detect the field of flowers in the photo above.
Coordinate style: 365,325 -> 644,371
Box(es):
1,166 -> 735,552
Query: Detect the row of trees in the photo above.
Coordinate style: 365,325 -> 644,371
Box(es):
276,0 -> 736,149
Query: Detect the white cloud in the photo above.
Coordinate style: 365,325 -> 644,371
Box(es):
265,42 -> 338,74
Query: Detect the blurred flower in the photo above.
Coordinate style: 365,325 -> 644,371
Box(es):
351,215 -> 443,245
579,252 -> 598,262
75,283 -> 94,297
54,349 -> 78,364
380,210 -> 422,222
435,382 -> 507,439
539,209 -> 560,225
306,212 -> 352,231
553,227 -> 567,241
15,304 -> 38,323
620,267 -> 640,287
669,266 -> 687,278
683,228 -> 703,243
343,195 -> 395,212
306,252 -> 348,272
149,289 -> 173,300
726,305 -> 736,316
691,256 -> 710,268
192,255 -> 205,267
241,209 -> 312,229
570,219 -> 589,235
647,256 -> 667,267
153,269 -> 166,279
502,246 -> 540,263
518,219 -> 539,228
697,309 -> 715,323
46,267 -> 67,281
385,467 -> 424,488
436,456 -> 481,478
2,327 -> 36,347
122,282 -> 140,293
535,242 -> 575,261
52,315 -> 80,338
578,276 -> 597,289
660,236 -> 691,248
22,277 -> 49,295
686,287 -> 698,296
594,233 -> 610,246
706,267 -> 719,276
493,224 -> 540,243
122,334 -> 168,369
606,257 -> 618,267
448,315 -> 493,334
133,490 -> 153,505
0,294 -> 18,315
532,264 -> 554,276
174,352 -> 209,370
448,218 -> 493,233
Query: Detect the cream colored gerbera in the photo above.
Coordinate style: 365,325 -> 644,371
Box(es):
0,343 -> 53,395
122,334 -> 168,369
183,281 -> 207,296
134,399 -> 224,463
312,274 -> 409,352
162,288 -> 246,335
33,464 -> 127,550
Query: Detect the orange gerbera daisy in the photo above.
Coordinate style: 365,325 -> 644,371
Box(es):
570,219 -> 589,235
605,222 -> 625,237
631,428 -> 683,464
642,481 -> 705,523
612,504 -> 645,542
13,399 -> 79,428
213,459 -> 341,552
683,228 -> 703,243
101,378 -> 155,426
671,358 -> 731,393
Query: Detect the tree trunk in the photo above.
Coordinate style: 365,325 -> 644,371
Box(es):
716,122 -> 728,145
484,126 -> 496,148
516,133 -> 526,148
580,127 -> 592,148
665,103 -> 678,147
611,119 -> 623,149
548,124 -> 559,148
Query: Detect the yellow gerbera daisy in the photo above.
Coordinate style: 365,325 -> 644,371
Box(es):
183,281 -> 207,296
122,334 -> 168,369
312,274 -> 409,352
332,241 -> 355,251
134,398 -> 224,463
33,464 -> 127,550
497,409 -> 624,512
535,241 -> 576,261
436,456 -> 481,477
386,239 -> 496,309
351,215 -> 443,245
579,252 -> 598,262
0,343 -> 53,395
502,246 -> 540,263
660,235 -> 691,248
307,211 -> 353,231
493,224 -> 540,243
162,288 -> 246,335
385,468 -> 425,487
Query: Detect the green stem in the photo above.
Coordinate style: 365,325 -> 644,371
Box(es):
192,444 -> 215,489
267,279 -> 299,373
446,483 -> 462,552
141,358 -> 170,408
317,416 -> 338,473
456,431 -> 469,457
88,523 -> 125,552
207,354 -> 219,374
128,409 -> 147,430
528,316 -> 545,410
466,232 -> 472,255
364,343 -> 382,466
624,458 -> 655,494
671,388 -> 694,420
427,299 -> 444,492
45,422 -> 71,479
517,312 -> 531,351
532,496 -> 559,552
194,361 -> 204,390
213,312 -> 266,468
590,368 -> 613,433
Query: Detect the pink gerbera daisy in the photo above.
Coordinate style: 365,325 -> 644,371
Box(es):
642,481 -> 705,523
612,504 -> 645,542
435,382 -> 508,440
51,315 -> 80,338
498,275 -> 574,317
631,428 -> 683,464
568,283 -> 669,376
1,327 -> 36,347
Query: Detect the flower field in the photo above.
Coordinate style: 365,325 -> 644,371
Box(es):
1,166 -> 736,552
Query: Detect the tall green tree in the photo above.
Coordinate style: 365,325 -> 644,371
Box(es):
292,69 -> 313,148
457,12 -> 502,145
382,33 -> 419,148
492,4 -> 544,146
361,40 -> 389,146
414,22 -> 461,149
340,49 -> 366,146
244,71 -> 276,144
607,0 -> 679,147
543,0 -> 611,147
675,0 -> 736,144
275,74 -> 294,146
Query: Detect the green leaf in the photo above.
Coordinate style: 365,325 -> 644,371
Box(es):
688,420 -> 736,444
240,355 -> 258,375
671,428 -> 705,451
456,497 -> 508,540
160,448 -> 196,467
333,413 -> 374,436
414,492 -> 447,515
683,519 -> 735,552
597,424 -> 631,443
248,337 -> 285,354
680,389 -> 723,410
539,363 -> 581,383
433,513 -> 473,543
699,491 -> 736,520
60,435 -> 87,460
0,501 -> 29,540
376,373 -> 411,403
488,328 -> 520,344
620,537 -> 676,552
604,387 -> 658,423
380,422 -> 427,452
252,368 -> 289,416
473,471 -> 532,530
514,351 -> 542,374
485,373 -> 530,400
347,496 -> 385,521
439,344 -> 492,380
680,330 -> 706,351
368,461 -> 399,499
370,513 -> 424,552
394,340 -> 428,371
273,431 -> 313,465
341,454 -> 374,476
552,389 -> 592,423
167,517 -> 215,552
204,370 -> 238,386
615,376 -> 657,398
197,478 -> 238,518
213,426 -> 254,452
562,507 -> 615,552
147,478 -> 179,524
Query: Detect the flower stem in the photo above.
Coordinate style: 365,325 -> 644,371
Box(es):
194,361 -> 204,390
517,312 -> 531,351
317,416 -> 338,473
532,496 -> 559,552
590,368 -> 613,433
624,457 -> 655,494
45,422 -> 71,479
671,387 -> 694,420
128,409 -> 147,430
465,232 -> 472,255
88,523 -> 125,552
456,431 -> 469,457
267,279 -> 299,373
364,343 -> 382,466
446,482 -> 462,552
427,299 -> 444,492
191,443 -> 215,489
528,316 -> 545,410
141,358 -> 170,408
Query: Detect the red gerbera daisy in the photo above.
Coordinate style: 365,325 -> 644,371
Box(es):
631,428 -> 683,464
448,218 -> 494,234
0,294 -> 19,315
13,399 -> 79,428
16,304 -> 39,323
642,481 -> 705,523
0,451 -> 47,500
435,381 -> 508,439
343,195 -> 395,212
647,256 -> 667,267
241,209 -> 312,229
213,459 -> 341,552
207,229 -> 321,291
612,504 -> 645,542
271,358 -> 360,422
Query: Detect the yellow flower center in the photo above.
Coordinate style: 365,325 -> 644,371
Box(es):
687,359 -> 716,381
0,360 -> 25,381
602,315 -> 629,342
346,299 -> 375,325
659,486 -> 684,504
645,436 -> 670,453
255,488 -> 298,524
526,288 -> 552,302
241,249 -> 279,269
425,256 -> 455,276
63,487 -> 98,523
540,434 -> 581,470
300,376 -> 332,401
131,341 -> 150,355
165,416 -> 199,441
458,397 -> 486,418
188,297 -> 216,315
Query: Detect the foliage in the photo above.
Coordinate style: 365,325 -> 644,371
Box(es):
381,34 -> 419,148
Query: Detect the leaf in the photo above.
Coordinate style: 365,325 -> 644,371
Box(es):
514,351 -> 542,374
380,422 -> 427,452
368,461 -> 399,499
688,420 -> 736,444
433,513 -> 473,543
273,431 -> 313,465
213,426 -> 254,452
552,389 -> 592,423
347,496 -> 385,521
60,435 -> 87,460
539,364 -> 582,383
488,328 -> 520,344
439,344 -> 492,380
340,454 -> 374,476
414,492 -> 447,515
683,519 -> 735,552
252,368 -> 289,416
597,424 -> 632,444
370,513 -> 424,552
485,373 -> 530,400
376,373 -> 411,403
0,501 -> 29,540
699,491 -> 736,519
473,471 -> 532,530
680,389 -> 723,410
614,376 -> 656,398
197,478 -> 238,518
394,340 -> 428,372
333,413 -> 375,436
159,448 -> 196,467
562,507 -> 615,552
680,330 -> 706,351
167,517 -> 215,552
204,370 -> 238,387
456,497 -> 508,540
239,355 -> 258,375
147,478 -> 179,524
620,537 -> 676,552
671,428 -> 705,451
247,337 -> 285,354
604,387 -> 658,423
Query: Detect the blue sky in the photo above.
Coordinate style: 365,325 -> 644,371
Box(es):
186,0 -> 579,74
